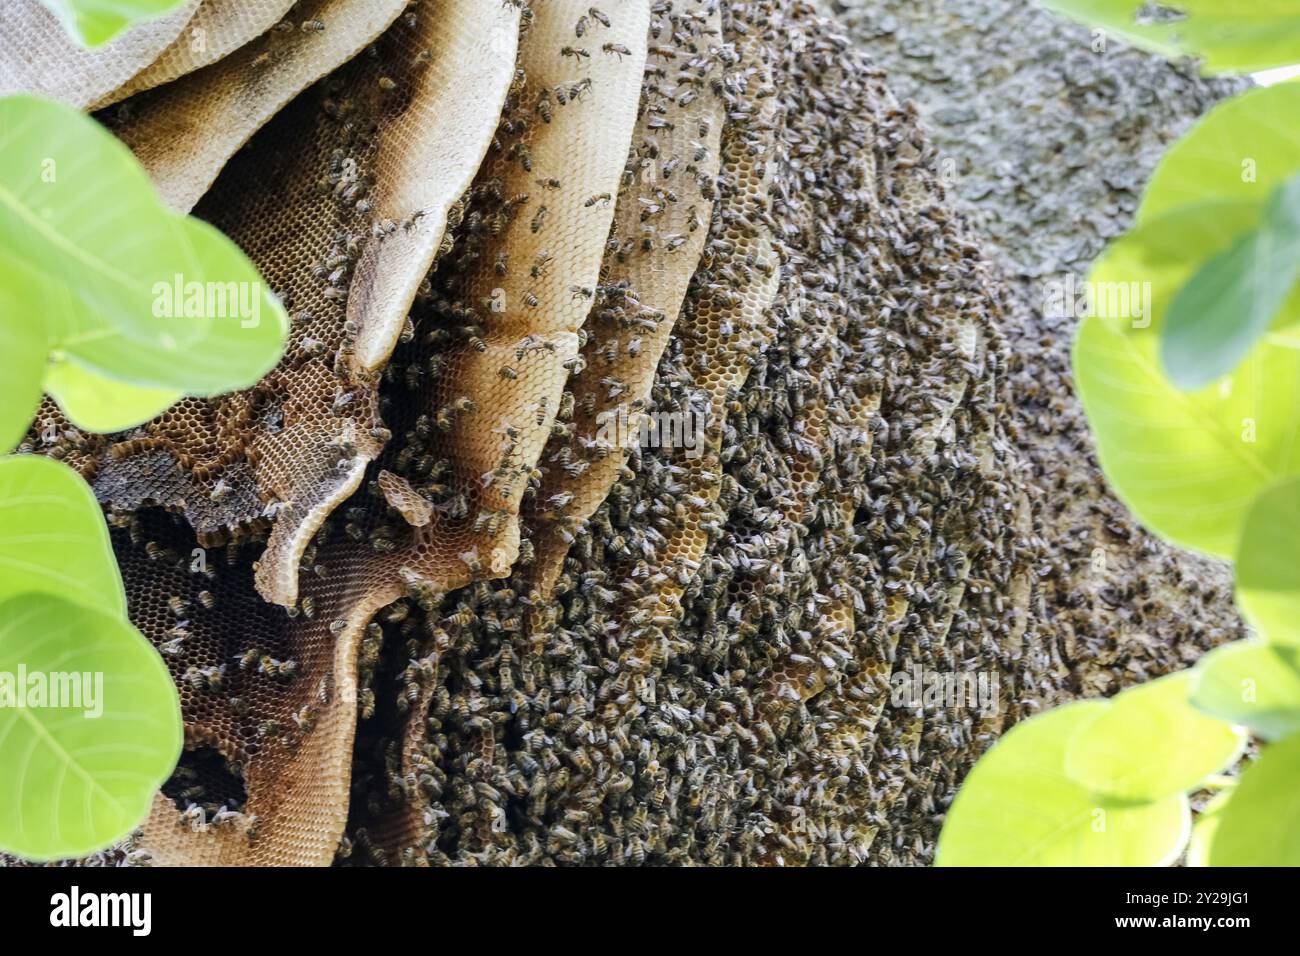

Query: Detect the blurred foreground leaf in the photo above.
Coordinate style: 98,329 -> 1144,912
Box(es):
1074,202 -> 1300,557
1234,477 -> 1300,646
937,702 -> 1190,866
1208,732 -> 1300,865
37,0 -> 190,48
1191,641 -> 1300,741
0,456 -> 125,617
1041,1 -> 1300,74
1066,672 -> 1245,801
0,592 -> 182,860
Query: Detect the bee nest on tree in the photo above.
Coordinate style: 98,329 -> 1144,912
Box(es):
1,0 -> 1245,867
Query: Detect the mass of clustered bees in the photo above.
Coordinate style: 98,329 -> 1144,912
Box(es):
13,0 -> 1120,867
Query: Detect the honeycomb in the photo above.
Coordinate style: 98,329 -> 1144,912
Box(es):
100,0 -> 302,108
4,0 -> 1246,867
88,0 -> 517,622
0,0 -> 201,109
523,0 -> 727,602
104,0 -> 412,213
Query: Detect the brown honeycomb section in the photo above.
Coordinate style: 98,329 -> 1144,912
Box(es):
524,0 -> 726,601
91,1 -> 518,618
112,2 -> 521,866
599,10 -> 782,672
105,508 -> 349,865
127,487 -> 439,864
343,0 -> 652,607
105,0 -> 410,212
252,0 -> 523,608
96,0 -> 300,108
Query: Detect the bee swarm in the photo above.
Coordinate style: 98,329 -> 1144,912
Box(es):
3,0 -> 1244,867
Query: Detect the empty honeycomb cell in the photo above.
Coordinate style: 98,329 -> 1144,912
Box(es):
0,0 -> 202,109
96,0 -> 301,109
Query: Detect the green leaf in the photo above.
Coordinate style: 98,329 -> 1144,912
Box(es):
1192,641 -> 1300,741
936,702 -> 1191,866
0,95 -> 289,398
1139,83 -> 1300,223
41,216 -> 288,395
0,456 -> 125,618
0,96 -> 205,351
1208,731 -> 1300,865
0,276 -> 47,454
1235,477 -> 1300,646
1039,2 -> 1300,75
38,0 -> 191,48
1074,202 -> 1300,557
1066,671 -> 1246,801
1161,175 -> 1300,390
138,215 -> 289,394
0,592 -> 181,860
1187,791 -> 1231,867
44,360 -> 180,434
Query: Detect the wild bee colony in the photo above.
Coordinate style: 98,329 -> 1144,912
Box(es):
2,0 -> 1240,866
